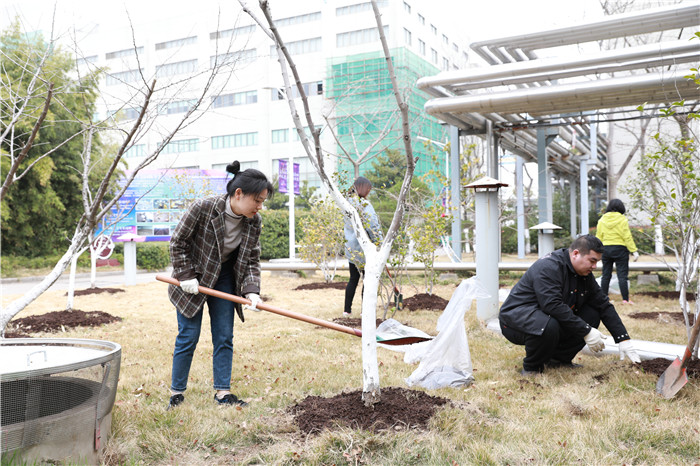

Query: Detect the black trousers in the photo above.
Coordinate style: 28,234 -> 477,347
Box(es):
600,245 -> 630,301
500,305 -> 602,372
344,262 -> 364,314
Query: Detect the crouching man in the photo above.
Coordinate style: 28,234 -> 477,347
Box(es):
499,235 -> 641,375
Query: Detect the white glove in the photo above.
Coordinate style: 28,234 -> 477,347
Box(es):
243,293 -> 261,312
180,278 -> 199,294
584,328 -> 605,353
632,251 -> 639,262
619,340 -> 641,363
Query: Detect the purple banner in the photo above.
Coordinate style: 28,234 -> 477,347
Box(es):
278,160 -> 300,195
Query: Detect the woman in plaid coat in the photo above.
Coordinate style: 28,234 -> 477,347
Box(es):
167,161 -> 273,409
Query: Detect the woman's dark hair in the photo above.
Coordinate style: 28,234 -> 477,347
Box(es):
352,176 -> 372,198
606,198 -> 626,215
225,161 -> 274,198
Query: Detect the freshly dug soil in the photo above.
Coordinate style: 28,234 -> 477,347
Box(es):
402,293 -> 449,311
332,317 -> 383,328
295,282 -> 348,290
629,311 -> 696,325
635,290 -> 695,300
6,309 -> 122,336
290,386 -> 449,435
639,357 -> 700,378
65,287 -> 125,297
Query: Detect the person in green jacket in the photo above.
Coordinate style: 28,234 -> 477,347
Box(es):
596,199 -> 639,304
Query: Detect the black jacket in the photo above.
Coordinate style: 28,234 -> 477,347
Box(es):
499,248 -> 630,343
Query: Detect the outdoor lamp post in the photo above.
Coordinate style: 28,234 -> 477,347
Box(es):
530,222 -> 562,258
465,176 -> 508,322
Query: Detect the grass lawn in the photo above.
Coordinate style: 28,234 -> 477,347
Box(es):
2,269 -> 699,465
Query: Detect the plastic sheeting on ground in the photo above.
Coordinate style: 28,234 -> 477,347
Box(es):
378,277 -> 490,389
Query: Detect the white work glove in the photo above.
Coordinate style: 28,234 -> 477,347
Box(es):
180,278 -> 199,294
584,328 -> 605,353
632,251 -> 639,262
618,340 -> 641,363
243,293 -> 261,312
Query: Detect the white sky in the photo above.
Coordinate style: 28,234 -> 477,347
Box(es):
2,0 -> 607,56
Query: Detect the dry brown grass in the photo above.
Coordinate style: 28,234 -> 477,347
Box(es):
3,270 -> 699,465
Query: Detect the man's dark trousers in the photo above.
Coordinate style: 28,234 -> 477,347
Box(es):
500,305 -> 602,372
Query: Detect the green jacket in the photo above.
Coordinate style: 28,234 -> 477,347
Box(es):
595,211 -> 637,253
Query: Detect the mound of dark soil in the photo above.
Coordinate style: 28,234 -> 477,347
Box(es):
629,311 -> 695,325
636,290 -> 695,300
332,317 -> 383,328
402,293 -> 449,311
290,386 -> 449,435
294,282 -> 348,290
639,357 -> 700,379
7,309 -> 122,335
64,287 -> 125,297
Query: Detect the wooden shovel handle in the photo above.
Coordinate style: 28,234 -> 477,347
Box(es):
155,274 -> 362,338
384,266 -> 400,294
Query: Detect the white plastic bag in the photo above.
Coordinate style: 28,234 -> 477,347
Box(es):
596,275 -> 622,295
380,277 -> 489,389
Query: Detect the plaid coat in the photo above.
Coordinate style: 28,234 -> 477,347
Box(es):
168,194 -> 262,321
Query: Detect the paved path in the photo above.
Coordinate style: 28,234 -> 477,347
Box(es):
1,269 -> 169,297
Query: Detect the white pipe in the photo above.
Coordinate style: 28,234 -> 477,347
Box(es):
417,41 -> 699,91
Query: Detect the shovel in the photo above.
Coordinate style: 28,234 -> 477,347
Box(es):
656,314 -> 700,399
156,274 -> 431,346
385,266 -> 403,311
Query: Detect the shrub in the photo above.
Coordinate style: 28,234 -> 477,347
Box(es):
136,242 -> 170,270
259,210 -> 308,260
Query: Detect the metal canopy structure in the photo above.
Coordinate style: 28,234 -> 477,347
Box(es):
417,2 -> 700,180
416,1 -> 700,256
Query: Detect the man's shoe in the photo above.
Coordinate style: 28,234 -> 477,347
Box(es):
343,312 -> 351,317
167,393 -> 184,410
547,359 -> 583,369
520,369 -> 540,376
214,393 -> 248,407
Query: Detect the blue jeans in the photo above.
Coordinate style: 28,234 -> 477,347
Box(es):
171,262 -> 235,392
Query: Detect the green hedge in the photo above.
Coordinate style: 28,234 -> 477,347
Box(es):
136,243 -> 171,270
259,210 -> 309,260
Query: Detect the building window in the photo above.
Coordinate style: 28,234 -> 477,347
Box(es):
418,14 -> 425,25
106,69 -> 142,85
106,47 -> 143,60
156,59 -> 197,77
452,42 -> 459,52
271,129 -> 288,143
403,28 -> 412,46
124,144 -> 146,158
211,132 -> 258,149
403,1 -> 411,13
210,24 -> 255,40
271,37 -> 321,56
211,90 -> 258,108
431,48 -> 438,65
418,39 -> 426,56
337,26 -> 388,47
122,107 -> 141,120
162,99 -> 197,115
442,57 -> 449,71
211,49 -> 257,67
160,138 -> 199,154
77,55 -> 98,66
442,34 -> 448,45
155,36 -> 197,51
336,1 -> 387,15
430,24 -> 437,35
276,11 -> 321,27
270,82 -> 323,100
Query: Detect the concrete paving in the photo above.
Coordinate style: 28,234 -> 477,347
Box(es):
1,268 -> 170,297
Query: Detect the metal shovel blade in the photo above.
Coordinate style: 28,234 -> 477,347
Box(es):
655,357 -> 688,399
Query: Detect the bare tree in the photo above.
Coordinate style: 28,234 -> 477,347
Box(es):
0,16 -> 237,335
240,0 -> 415,405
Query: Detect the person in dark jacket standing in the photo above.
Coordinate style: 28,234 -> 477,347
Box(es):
167,161 -> 273,409
499,235 -> 641,375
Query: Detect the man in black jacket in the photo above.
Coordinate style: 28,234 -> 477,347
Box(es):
499,235 -> 641,375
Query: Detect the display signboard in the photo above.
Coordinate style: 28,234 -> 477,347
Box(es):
98,169 -> 229,242
277,159 -> 300,195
